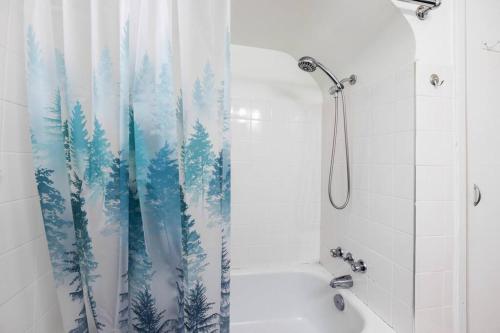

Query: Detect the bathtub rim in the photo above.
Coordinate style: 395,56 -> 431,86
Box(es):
230,263 -> 396,333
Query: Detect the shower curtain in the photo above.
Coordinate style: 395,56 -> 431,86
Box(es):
24,0 -> 230,332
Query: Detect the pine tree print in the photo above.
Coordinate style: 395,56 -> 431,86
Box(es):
207,150 -> 230,226
93,49 -> 113,100
192,63 -> 215,114
44,89 -> 63,141
192,79 -> 204,113
180,187 -> 208,288
103,156 -> 129,234
155,52 -> 176,141
70,172 -> 104,330
184,121 -> 215,203
70,101 -> 89,177
133,54 -> 155,103
219,236 -> 230,333
184,281 -> 218,333
63,120 -> 72,170
86,118 -> 113,190
129,179 -> 153,300
64,245 -> 88,332
27,26 -> 42,74
202,63 -> 215,111
118,271 -> 130,329
55,50 -> 70,106
35,167 -> 68,283
129,106 -> 148,187
145,142 -> 180,234
175,267 -> 186,333
132,288 -> 168,333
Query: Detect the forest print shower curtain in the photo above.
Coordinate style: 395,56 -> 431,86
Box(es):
24,0 -> 230,332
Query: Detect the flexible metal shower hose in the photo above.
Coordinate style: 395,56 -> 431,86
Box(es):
328,89 -> 351,209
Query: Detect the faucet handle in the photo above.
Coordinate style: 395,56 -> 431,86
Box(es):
351,260 -> 367,273
330,247 -> 343,258
343,252 -> 354,263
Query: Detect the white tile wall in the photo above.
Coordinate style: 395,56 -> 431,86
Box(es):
414,62 -> 455,333
0,1 -> 64,331
230,45 -> 322,268
320,64 -> 415,332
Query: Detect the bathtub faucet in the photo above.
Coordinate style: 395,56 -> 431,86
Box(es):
329,275 -> 353,289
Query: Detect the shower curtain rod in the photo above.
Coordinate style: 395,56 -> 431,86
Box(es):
397,0 -> 441,20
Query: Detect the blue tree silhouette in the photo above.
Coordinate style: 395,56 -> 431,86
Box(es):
180,187 -> 208,288
184,281 -> 218,333
86,118 -> 113,190
184,121 -> 215,203
129,106 -> 148,188
69,101 -> 89,177
192,79 -> 204,113
145,142 -> 181,236
43,89 -> 63,140
132,287 -> 168,333
192,63 -> 215,114
62,120 -> 72,170
26,26 -> 43,85
219,236 -> 230,333
202,63 -> 215,111
129,175 -> 153,300
207,150 -> 230,226
64,247 -> 89,333
35,167 -> 68,283
155,55 -> 176,141
104,156 -> 128,234
70,173 -> 104,330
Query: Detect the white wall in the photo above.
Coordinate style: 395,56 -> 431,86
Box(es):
392,1 -> 458,332
464,0 -> 500,332
0,0 -> 64,332
320,65 -> 415,333
317,9 -> 416,333
230,45 -> 322,268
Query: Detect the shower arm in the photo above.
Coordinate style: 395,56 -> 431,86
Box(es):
396,0 -> 441,20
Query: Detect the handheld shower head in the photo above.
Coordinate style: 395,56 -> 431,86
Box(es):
298,56 -> 344,91
297,56 -> 318,72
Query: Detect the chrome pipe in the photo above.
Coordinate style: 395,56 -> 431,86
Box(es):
397,0 -> 441,7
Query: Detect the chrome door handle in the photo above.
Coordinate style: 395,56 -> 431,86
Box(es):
473,184 -> 481,206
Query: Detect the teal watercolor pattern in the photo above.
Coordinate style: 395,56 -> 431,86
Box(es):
25,1 -> 230,331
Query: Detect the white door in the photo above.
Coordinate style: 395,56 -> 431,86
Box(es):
466,0 -> 500,332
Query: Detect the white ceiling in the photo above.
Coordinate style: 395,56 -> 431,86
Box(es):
232,0 -> 415,89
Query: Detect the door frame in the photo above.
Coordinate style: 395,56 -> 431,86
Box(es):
454,0 -> 468,332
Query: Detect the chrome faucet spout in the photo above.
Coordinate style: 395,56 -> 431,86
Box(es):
329,275 -> 354,289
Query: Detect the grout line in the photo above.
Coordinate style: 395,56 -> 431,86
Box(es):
0,235 -> 43,260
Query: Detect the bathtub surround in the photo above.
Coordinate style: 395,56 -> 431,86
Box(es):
320,63 -> 416,333
231,45 -> 322,268
317,9 -> 416,333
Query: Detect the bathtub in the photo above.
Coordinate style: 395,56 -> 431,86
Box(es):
231,264 -> 395,333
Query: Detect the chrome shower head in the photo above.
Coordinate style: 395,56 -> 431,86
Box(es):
298,56 -> 344,91
298,56 -> 317,72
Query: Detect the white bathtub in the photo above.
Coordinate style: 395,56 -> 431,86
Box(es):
231,264 -> 395,333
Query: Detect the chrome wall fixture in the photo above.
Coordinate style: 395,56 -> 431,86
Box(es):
397,0 -> 441,20
430,74 -> 444,87
330,247 -> 367,273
